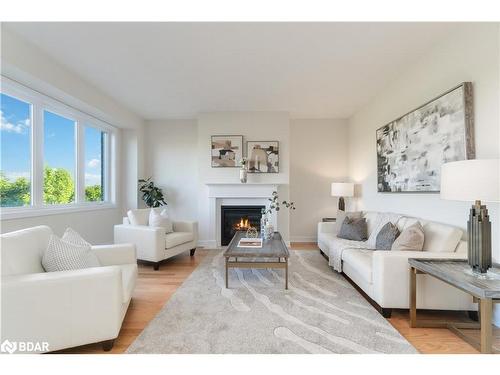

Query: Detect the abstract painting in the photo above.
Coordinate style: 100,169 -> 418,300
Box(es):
211,135 -> 243,168
376,82 -> 474,192
247,141 -> 279,173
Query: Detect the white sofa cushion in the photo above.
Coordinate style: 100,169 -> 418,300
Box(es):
42,235 -> 100,272
149,209 -> 174,233
165,232 -> 194,249
422,221 -> 462,253
342,249 -> 373,283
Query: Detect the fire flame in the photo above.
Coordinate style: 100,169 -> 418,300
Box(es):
234,218 -> 252,230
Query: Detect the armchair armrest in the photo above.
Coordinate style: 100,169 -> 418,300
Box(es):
114,224 -> 165,262
91,243 -> 137,266
173,220 -> 197,233
1,267 -> 123,351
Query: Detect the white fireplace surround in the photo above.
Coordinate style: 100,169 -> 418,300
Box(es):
205,183 -> 281,247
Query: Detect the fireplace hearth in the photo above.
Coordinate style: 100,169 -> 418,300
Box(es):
221,205 -> 265,246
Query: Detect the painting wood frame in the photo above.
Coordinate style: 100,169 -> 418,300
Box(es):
211,135 -> 243,168
376,82 -> 474,193
246,141 -> 279,174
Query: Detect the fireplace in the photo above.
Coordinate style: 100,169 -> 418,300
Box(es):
221,205 -> 265,246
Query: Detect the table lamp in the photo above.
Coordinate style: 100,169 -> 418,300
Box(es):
440,159 -> 500,273
331,182 -> 354,211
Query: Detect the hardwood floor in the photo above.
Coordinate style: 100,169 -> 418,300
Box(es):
59,244 -> 499,354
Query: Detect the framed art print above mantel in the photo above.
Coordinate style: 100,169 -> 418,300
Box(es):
247,141 -> 279,173
376,82 -> 475,193
211,135 -> 243,168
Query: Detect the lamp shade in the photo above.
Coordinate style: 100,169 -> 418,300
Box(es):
331,182 -> 354,197
440,159 -> 500,202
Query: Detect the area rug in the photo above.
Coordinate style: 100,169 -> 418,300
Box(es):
126,249 -> 417,354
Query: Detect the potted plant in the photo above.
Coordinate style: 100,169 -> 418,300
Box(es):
138,177 -> 167,208
261,191 -> 296,239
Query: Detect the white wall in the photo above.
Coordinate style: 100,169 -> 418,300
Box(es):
1,28 -> 144,244
144,120 -> 199,221
290,119 -> 349,242
197,112 -> 290,246
348,23 -> 500,324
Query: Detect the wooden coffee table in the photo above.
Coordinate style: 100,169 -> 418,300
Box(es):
223,231 -> 289,289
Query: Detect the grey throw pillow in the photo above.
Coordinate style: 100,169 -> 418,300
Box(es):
375,222 -> 400,250
337,217 -> 368,241
391,222 -> 425,251
336,210 -> 362,224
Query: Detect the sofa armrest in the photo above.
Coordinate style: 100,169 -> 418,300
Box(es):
1,267 -> 123,351
372,250 -> 467,306
91,243 -> 137,266
114,224 -> 165,262
318,222 -> 337,234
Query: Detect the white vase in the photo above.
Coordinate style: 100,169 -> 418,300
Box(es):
239,168 -> 247,183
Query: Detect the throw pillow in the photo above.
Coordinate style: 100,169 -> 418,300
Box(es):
42,234 -> 100,272
335,210 -> 362,234
375,222 -> 400,250
337,217 -> 368,241
149,208 -> 174,233
61,228 -> 100,267
127,210 -> 148,226
391,222 -> 425,251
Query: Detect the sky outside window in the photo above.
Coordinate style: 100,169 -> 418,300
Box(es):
85,125 -> 105,201
0,93 -> 32,207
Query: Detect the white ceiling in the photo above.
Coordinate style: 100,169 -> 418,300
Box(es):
4,23 -> 460,119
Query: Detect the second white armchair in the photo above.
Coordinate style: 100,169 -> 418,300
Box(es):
114,208 -> 198,270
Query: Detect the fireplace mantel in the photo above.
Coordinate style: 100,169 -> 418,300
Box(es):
205,183 -> 284,198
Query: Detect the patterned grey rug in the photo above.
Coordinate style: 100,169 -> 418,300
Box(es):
126,249 -> 417,354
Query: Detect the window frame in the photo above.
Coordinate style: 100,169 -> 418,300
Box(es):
1,78 -> 117,219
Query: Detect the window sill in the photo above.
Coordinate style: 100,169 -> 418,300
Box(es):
0,202 -> 117,220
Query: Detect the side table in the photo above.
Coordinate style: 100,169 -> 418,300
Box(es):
408,258 -> 500,354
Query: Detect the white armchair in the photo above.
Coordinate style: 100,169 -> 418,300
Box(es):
0,226 -> 137,353
114,208 -> 198,270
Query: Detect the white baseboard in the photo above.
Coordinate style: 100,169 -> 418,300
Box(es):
290,236 -> 317,243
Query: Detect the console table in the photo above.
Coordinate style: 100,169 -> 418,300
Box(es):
408,258 -> 500,354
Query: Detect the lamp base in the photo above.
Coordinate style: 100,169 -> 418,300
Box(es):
338,197 -> 345,211
467,200 -> 492,274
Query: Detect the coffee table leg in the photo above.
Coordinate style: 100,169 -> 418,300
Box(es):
225,257 -> 228,289
285,258 -> 288,290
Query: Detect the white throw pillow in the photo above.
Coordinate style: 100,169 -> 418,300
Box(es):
149,208 -> 173,234
127,209 -> 149,226
62,227 -> 91,247
42,233 -> 100,272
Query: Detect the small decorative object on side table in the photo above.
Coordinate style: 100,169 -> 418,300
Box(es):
408,258 -> 500,354
322,218 -> 337,222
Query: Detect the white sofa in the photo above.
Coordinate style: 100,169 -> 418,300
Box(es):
1,226 -> 137,353
318,212 -> 475,317
114,208 -> 198,270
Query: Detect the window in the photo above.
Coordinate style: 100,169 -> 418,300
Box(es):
84,126 -> 106,202
0,77 -> 115,218
0,93 -> 32,207
43,110 -> 76,204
